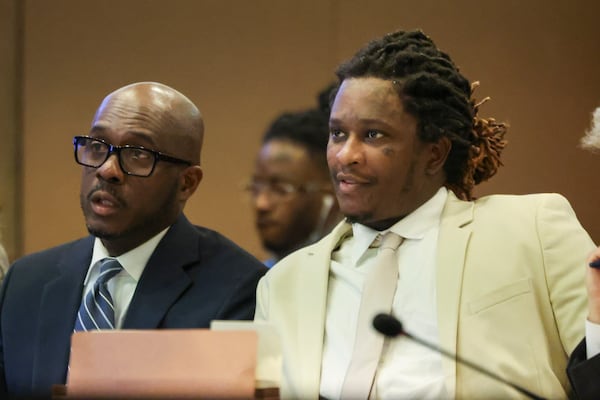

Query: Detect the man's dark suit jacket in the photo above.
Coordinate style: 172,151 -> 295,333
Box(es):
0,214 -> 267,399
568,338 -> 600,400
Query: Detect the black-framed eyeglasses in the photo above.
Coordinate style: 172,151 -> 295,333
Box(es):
244,179 -> 327,202
73,135 -> 193,177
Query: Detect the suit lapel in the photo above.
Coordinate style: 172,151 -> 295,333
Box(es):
296,221 -> 352,393
33,237 -> 93,391
122,214 -> 194,329
436,191 -> 473,397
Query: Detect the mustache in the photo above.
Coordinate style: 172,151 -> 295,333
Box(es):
87,182 -> 126,207
330,167 -> 375,184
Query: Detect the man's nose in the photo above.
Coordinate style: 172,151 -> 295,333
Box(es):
254,189 -> 276,211
96,153 -> 125,183
335,136 -> 364,166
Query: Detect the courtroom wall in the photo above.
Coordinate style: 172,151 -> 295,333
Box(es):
18,0 -> 600,261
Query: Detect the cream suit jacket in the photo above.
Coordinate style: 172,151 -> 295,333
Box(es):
255,192 -> 595,399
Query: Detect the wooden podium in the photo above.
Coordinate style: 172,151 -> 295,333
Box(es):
56,330 -> 279,399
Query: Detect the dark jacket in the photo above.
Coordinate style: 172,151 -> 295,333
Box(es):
0,214 -> 267,398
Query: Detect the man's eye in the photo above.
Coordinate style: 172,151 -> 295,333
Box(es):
89,143 -> 105,152
130,149 -> 150,160
329,129 -> 345,140
271,182 -> 296,195
366,130 -> 383,139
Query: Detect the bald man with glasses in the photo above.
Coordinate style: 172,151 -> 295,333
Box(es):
0,82 -> 267,399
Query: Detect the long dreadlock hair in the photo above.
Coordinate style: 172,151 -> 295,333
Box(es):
335,30 -> 507,200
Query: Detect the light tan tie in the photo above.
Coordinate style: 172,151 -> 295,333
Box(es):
340,232 -> 403,399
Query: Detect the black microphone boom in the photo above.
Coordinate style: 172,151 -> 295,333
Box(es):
372,313 -> 547,400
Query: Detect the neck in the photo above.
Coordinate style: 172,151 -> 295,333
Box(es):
361,216 -> 404,231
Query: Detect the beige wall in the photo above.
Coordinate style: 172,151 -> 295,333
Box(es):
10,0 -> 600,262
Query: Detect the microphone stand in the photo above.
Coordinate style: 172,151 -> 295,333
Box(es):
401,330 -> 546,400
373,314 -> 547,400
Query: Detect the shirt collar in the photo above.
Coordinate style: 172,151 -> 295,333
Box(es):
84,227 -> 171,284
349,187 -> 448,265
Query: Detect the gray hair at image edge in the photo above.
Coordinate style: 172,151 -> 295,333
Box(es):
580,107 -> 600,151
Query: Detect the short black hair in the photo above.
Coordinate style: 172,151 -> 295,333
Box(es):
262,108 -> 329,160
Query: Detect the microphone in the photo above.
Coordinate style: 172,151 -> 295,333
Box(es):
372,313 -> 547,400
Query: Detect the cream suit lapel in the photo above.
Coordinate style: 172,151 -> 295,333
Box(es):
295,220 -> 352,395
436,191 -> 474,397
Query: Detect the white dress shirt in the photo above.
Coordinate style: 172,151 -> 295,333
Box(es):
81,228 -> 169,328
320,187 -> 450,400
585,320 -> 600,359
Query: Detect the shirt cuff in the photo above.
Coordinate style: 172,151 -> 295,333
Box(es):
585,319 -> 600,359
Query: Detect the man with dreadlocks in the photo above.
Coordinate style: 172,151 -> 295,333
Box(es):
254,29 -> 594,399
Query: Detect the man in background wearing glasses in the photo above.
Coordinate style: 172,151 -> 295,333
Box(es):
248,103 -> 342,268
0,82 -> 267,399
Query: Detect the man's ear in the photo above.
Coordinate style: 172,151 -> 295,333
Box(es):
425,136 -> 451,175
178,165 -> 203,201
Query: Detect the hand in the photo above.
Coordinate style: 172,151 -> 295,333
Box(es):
586,247 -> 600,324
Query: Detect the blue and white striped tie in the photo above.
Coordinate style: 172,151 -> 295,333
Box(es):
74,258 -> 123,331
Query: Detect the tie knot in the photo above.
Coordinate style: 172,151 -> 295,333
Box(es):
96,258 -> 123,285
378,232 -> 403,251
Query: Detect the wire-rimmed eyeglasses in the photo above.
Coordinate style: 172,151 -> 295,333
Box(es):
244,179 -> 328,202
73,135 -> 193,177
